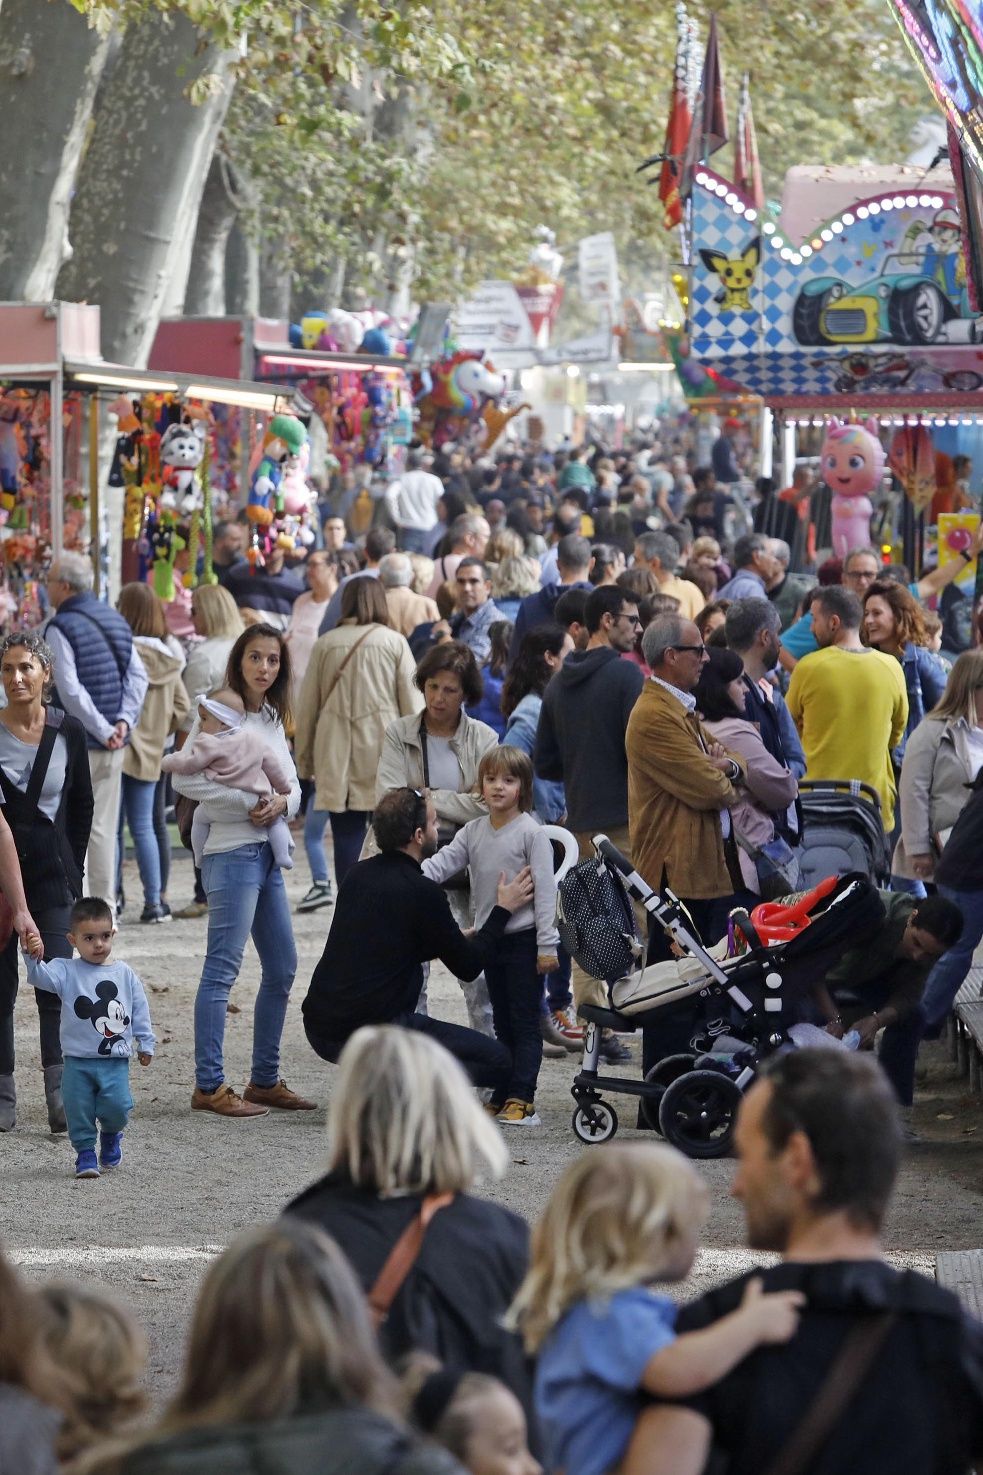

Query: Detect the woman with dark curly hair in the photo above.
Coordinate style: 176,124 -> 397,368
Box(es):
0,630 -> 92,1134
374,642 -> 499,1034
863,580 -> 947,753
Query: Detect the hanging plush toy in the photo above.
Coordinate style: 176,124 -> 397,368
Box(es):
247,414 -> 308,528
821,418 -> 885,558
150,518 -> 185,602
159,420 -> 206,515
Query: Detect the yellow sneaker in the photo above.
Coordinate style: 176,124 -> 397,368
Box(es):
497,1098 -> 542,1126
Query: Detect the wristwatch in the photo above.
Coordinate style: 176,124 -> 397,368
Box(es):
960,548 -> 973,563
726,758 -> 742,783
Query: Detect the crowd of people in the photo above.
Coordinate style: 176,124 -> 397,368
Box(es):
3,427 -> 983,1470
3,1034 -> 983,1473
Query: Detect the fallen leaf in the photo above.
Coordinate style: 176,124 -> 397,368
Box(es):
136,1274 -> 158,1282
936,1112 -> 954,1120
227,1004 -> 241,1014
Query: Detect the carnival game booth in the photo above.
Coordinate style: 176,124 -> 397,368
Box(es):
150,315 -> 414,485
686,164 -> 983,572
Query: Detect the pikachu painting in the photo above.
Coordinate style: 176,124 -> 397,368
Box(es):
698,235 -> 761,312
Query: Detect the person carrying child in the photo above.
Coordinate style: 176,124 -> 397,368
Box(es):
508,1141 -> 803,1475
161,689 -> 294,869
423,746 -> 559,1126
24,897 -> 155,1180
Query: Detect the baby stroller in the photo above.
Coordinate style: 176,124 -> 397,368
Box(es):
557,837 -> 883,1157
797,780 -> 892,886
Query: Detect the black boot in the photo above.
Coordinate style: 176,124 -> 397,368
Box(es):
0,1073 -> 15,1132
43,1065 -> 67,1134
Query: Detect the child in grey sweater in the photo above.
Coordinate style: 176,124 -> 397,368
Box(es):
424,745 -> 558,1126
25,897 -> 155,1180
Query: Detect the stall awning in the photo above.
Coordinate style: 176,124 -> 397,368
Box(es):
64,361 -> 306,413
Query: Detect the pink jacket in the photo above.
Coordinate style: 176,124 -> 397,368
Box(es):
162,726 -> 292,798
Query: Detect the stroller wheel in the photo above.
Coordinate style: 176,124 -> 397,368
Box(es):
640,1054 -> 697,1132
658,1070 -> 742,1159
571,1100 -> 619,1145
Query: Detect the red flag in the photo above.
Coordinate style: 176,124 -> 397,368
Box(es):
658,6 -> 696,230
734,72 -> 765,209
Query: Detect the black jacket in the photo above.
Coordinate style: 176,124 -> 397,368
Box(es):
284,1179 -> 534,1424
0,709 -> 93,912
936,771 -> 983,890
119,1407 -> 464,1475
671,1260 -> 983,1475
303,851 -> 510,1039
534,647 -> 643,831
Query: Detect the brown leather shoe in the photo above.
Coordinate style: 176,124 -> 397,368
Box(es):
243,1079 -> 318,1111
191,1084 -> 269,1118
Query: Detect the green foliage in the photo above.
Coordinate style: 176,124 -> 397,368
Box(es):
72,0 -> 930,306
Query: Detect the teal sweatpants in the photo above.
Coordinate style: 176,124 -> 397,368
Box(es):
62,1057 -> 133,1153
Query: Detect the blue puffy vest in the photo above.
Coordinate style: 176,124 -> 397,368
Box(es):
49,593 -> 134,749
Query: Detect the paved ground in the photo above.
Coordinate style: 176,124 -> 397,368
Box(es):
3,852 -> 983,1400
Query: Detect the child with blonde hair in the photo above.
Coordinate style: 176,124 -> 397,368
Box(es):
424,746 -> 558,1126
36,1282 -> 146,1463
509,1142 -> 804,1475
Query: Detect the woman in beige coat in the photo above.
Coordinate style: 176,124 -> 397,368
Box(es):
295,577 -> 421,888
118,583 -> 191,921
896,649 -> 983,883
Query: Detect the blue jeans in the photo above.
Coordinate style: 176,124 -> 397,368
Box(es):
544,945 -> 573,1014
121,773 -> 162,908
397,526 -> 433,553
330,810 -> 369,887
878,883 -> 983,1106
196,843 -> 298,1092
62,1056 -> 132,1152
304,794 -> 330,885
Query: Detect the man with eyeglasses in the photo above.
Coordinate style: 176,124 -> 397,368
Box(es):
627,613 -> 746,1081
535,585 -> 644,1055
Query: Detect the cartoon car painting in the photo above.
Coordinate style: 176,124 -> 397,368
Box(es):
792,252 -> 977,347
816,351 -> 983,395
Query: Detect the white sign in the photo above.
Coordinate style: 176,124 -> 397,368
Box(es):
538,325 -> 615,367
578,232 -> 620,309
453,281 -> 537,364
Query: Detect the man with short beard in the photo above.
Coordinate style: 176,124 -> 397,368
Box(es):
641,1051 -> 983,1475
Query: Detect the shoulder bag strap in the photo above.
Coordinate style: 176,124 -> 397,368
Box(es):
419,716 -> 431,787
1,708 -> 64,815
320,627 -> 374,709
367,1193 -> 454,1329
760,1311 -> 897,1475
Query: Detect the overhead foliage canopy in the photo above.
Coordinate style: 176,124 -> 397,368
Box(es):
71,0 -> 930,305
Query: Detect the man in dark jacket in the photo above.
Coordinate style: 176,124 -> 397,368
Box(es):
303,787 -> 533,1095
508,533 -> 593,662
643,1050 -> 983,1475
535,585 -> 643,1025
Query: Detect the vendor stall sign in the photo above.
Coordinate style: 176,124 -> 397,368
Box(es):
688,168 -> 983,404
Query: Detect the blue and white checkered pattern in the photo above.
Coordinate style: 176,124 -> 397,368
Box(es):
689,180 -> 978,376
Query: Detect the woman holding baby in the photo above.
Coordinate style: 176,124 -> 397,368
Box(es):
170,624 -> 315,1120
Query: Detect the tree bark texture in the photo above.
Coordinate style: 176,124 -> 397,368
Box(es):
184,151 -> 243,316
57,10 -> 235,365
0,0 -> 110,300
259,236 -> 291,319
226,216 -> 259,316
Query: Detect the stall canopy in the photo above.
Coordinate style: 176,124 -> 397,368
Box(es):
686,163 -> 983,414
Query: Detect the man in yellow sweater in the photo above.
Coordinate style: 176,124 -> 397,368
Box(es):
786,586 -> 908,829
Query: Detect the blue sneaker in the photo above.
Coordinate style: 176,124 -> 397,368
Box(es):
74,1150 -> 100,1179
99,1131 -> 123,1170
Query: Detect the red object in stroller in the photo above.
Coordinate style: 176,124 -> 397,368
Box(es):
559,836 -> 883,1157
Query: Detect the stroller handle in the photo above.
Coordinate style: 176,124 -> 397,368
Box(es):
593,834 -> 635,877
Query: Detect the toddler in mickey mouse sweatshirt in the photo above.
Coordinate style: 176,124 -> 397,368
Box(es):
25,897 -> 156,1180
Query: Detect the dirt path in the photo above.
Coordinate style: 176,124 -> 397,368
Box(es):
3,855 -> 982,1398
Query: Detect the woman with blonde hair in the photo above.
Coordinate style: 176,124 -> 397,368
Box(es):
37,1283 -> 145,1463
0,1245 -> 61,1473
295,577 -> 421,888
492,555 -> 541,624
80,1221 -> 463,1475
117,583 -> 190,923
284,1026 -> 532,1413
509,1143 -> 802,1475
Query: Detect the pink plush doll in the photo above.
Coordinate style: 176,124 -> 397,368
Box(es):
821,418 -> 886,558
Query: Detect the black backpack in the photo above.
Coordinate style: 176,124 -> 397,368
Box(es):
556,856 -> 641,982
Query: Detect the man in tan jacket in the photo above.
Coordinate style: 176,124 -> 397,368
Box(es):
378,553 -> 440,637
627,613 -> 745,1081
